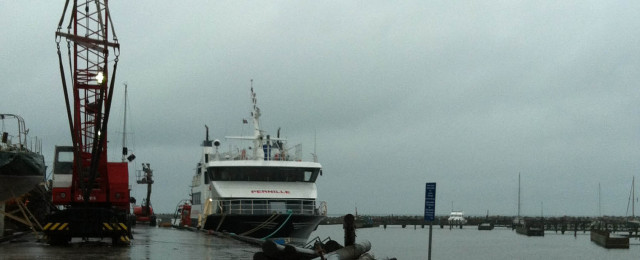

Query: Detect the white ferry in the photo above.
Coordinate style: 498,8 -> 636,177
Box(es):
189,87 -> 327,245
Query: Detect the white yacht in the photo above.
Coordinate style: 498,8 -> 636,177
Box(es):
188,87 -> 327,245
448,211 -> 467,225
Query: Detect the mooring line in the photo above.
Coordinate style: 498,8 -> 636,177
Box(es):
261,212 -> 293,240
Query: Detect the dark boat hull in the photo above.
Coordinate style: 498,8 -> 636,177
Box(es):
478,223 -> 494,230
591,229 -> 629,249
201,214 -> 325,245
515,225 -> 544,236
0,151 -> 45,201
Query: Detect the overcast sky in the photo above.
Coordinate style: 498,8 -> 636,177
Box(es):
2,1 -> 640,217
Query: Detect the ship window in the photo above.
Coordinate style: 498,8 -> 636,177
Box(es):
208,167 -> 320,182
204,168 -> 213,184
58,151 -> 73,162
54,149 -> 73,175
192,192 -> 201,205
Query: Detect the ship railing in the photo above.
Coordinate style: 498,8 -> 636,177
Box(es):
0,114 -> 42,154
220,143 -> 305,162
212,199 -> 327,216
222,151 -> 304,162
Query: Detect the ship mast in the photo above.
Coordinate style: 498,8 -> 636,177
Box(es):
226,83 -> 287,161
250,80 -> 263,160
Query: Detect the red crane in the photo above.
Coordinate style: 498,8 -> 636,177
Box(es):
43,0 -> 132,245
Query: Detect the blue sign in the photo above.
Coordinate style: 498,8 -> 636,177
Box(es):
424,182 -> 436,221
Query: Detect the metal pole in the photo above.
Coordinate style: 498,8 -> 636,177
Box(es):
121,83 -> 127,162
428,221 -> 433,260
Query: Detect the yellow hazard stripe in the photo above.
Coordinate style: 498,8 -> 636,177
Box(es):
119,223 -> 128,231
103,223 -> 113,230
43,222 -> 69,231
50,223 -> 61,230
120,236 -> 130,242
58,223 -> 69,230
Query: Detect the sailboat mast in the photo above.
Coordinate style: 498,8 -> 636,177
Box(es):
598,182 -> 601,217
518,173 -> 521,218
633,176 -> 635,219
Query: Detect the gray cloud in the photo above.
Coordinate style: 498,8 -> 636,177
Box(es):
3,1 -> 640,217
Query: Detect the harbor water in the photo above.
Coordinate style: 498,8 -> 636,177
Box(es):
309,224 -> 639,259
2,224 -> 638,259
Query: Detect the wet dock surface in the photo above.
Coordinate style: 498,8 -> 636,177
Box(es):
0,225 -> 260,259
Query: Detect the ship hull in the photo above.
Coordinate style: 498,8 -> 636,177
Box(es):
591,229 -> 629,249
0,151 -> 45,201
201,214 -> 325,245
515,225 -> 544,236
478,223 -> 494,230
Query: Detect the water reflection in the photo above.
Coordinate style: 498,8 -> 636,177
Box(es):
0,225 -> 259,259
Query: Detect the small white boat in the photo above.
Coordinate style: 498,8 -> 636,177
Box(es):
448,211 -> 467,225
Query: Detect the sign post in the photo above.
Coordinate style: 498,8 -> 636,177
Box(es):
424,182 -> 436,260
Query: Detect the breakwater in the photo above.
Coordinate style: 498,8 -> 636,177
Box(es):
321,215 -> 640,233
154,213 -> 638,233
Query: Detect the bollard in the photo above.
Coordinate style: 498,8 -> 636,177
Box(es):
344,214 -> 356,247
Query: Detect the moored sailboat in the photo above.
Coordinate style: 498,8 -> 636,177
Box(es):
513,173 -> 544,236
0,114 -> 45,202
